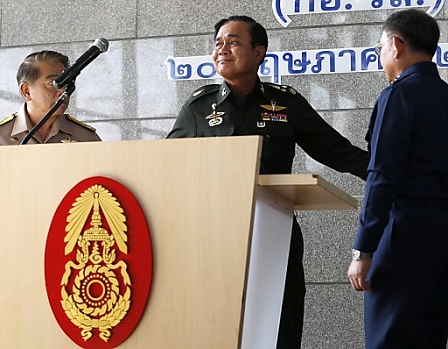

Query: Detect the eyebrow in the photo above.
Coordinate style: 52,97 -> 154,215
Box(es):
216,33 -> 241,41
45,73 -> 60,80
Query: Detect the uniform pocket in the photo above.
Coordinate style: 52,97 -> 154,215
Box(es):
256,123 -> 295,173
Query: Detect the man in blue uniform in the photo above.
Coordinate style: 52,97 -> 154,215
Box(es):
167,16 -> 369,348
347,9 -> 448,348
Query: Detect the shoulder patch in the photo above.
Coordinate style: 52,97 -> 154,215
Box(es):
65,114 -> 96,132
265,83 -> 298,95
188,84 -> 220,103
0,113 -> 16,126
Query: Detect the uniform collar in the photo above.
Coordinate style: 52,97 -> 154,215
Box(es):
11,103 -> 74,141
217,81 -> 232,105
11,104 -> 33,137
392,61 -> 439,85
217,79 -> 271,105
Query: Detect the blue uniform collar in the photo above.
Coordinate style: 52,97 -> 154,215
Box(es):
392,61 -> 439,84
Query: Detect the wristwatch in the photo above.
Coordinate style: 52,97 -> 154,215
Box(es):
352,249 -> 373,260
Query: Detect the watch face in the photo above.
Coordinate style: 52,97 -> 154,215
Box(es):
352,249 -> 361,259
352,249 -> 373,260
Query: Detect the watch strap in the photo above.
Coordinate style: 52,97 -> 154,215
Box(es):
352,249 -> 373,260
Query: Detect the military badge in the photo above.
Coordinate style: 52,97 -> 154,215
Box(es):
260,101 -> 288,122
0,113 -> 15,126
260,100 -> 286,112
288,87 -> 297,95
261,112 -> 288,122
192,89 -> 204,96
45,176 -> 153,349
205,102 -> 225,127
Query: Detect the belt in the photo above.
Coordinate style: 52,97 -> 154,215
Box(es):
393,197 -> 448,211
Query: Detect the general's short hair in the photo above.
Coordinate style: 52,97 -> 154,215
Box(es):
16,50 -> 70,86
213,15 -> 268,51
383,9 -> 440,57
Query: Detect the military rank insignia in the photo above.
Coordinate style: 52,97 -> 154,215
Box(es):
260,100 -> 288,123
45,176 -> 153,349
205,102 -> 225,127
0,113 -> 15,125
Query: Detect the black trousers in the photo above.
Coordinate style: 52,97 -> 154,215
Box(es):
276,219 -> 306,349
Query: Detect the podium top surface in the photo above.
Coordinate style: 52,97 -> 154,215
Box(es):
258,174 -> 358,210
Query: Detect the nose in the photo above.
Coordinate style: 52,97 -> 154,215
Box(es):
53,84 -> 70,101
218,41 -> 231,55
55,86 -> 65,97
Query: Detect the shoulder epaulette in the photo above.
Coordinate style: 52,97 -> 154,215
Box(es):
187,84 -> 220,103
65,114 -> 96,132
0,113 -> 16,126
264,82 -> 298,96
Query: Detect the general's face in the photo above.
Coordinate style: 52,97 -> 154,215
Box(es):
212,21 -> 265,81
22,60 -> 69,116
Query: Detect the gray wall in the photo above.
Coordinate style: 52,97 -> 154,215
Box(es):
1,2 -> 447,348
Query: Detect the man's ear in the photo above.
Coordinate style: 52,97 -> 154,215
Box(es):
19,82 -> 31,101
255,45 -> 267,65
392,36 -> 405,59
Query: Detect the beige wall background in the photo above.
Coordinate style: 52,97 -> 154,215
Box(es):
1,1 -> 447,347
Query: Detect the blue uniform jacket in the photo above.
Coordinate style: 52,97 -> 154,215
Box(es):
354,62 -> 448,252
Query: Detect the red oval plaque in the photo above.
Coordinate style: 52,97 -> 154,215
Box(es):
45,176 -> 153,348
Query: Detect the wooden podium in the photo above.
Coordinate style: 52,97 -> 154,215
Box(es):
0,136 -> 356,349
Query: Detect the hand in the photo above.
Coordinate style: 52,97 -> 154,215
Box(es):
347,259 -> 372,292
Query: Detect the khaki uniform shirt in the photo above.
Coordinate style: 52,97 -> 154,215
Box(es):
0,104 -> 101,145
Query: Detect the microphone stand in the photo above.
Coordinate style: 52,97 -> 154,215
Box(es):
20,80 -> 76,145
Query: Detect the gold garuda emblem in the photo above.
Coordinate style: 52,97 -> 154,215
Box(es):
60,184 -> 131,342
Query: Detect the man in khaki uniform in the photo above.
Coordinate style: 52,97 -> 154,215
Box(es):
0,50 -> 101,145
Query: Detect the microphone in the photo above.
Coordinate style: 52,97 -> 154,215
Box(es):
53,38 -> 109,89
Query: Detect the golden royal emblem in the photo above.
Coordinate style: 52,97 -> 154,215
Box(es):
60,184 -> 131,343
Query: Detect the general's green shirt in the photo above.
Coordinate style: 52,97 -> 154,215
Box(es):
168,80 -> 368,178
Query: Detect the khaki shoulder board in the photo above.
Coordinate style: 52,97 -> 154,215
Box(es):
265,83 -> 298,95
65,114 -> 96,132
0,113 -> 16,126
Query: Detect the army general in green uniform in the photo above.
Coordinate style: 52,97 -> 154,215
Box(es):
0,50 -> 101,145
167,16 -> 369,348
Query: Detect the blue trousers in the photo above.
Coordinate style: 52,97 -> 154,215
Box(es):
364,205 -> 448,349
